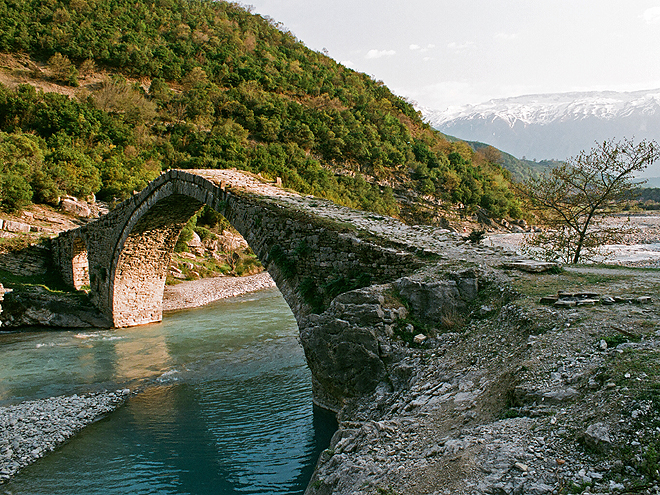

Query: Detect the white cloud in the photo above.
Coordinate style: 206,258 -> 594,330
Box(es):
495,32 -> 518,41
410,43 -> 436,53
365,49 -> 396,59
642,6 -> 660,24
447,41 -> 475,53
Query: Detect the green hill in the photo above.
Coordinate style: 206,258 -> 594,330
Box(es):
466,141 -> 559,182
0,0 -> 522,221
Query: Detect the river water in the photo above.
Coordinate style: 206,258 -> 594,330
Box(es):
0,288 -> 336,494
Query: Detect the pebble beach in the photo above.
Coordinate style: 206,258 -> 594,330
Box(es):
162,271 -> 276,311
0,390 -> 130,483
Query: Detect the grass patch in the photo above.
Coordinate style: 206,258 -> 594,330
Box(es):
0,264 -> 73,294
511,268 -> 636,300
602,333 -> 640,348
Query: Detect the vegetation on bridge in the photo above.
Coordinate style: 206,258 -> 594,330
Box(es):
0,0 -> 522,221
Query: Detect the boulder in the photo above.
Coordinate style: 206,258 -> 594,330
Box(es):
60,198 -> 92,218
186,232 -> 205,256
3,221 -> 31,233
393,277 -> 463,324
582,422 -> 612,453
0,286 -> 111,328
216,230 -> 249,251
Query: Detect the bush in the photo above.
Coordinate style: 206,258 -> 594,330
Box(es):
0,173 -> 33,211
48,53 -> 79,87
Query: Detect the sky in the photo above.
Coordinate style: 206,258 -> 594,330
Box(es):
244,1 -> 660,112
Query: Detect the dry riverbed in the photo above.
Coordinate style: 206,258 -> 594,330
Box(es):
488,213 -> 660,267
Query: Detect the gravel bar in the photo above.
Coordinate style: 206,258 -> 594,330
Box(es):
162,272 -> 276,311
0,389 -> 130,483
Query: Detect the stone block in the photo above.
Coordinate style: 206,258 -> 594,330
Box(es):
4,221 -> 31,233
582,422 -> 612,453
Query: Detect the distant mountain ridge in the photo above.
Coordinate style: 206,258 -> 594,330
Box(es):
423,89 -> 660,166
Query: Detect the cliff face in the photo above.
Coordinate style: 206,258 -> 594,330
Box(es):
299,267 -> 485,413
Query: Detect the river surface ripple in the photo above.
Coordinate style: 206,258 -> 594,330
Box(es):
0,287 -> 335,494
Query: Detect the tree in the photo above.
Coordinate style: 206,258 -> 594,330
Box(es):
48,53 -> 79,86
522,138 -> 659,263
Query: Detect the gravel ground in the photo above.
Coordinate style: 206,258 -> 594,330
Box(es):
0,390 -> 130,483
162,271 -> 276,311
308,270 -> 660,494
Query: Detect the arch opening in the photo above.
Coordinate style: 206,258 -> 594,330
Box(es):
71,237 -> 90,290
106,178 -> 304,328
110,194 -> 205,327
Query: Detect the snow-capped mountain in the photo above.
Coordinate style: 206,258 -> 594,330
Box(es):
424,89 -> 660,166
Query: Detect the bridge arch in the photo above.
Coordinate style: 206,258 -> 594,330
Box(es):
51,168 -> 430,409
101,171 -> 302,327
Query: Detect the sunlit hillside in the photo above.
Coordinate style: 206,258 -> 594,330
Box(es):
0,0 -> 522,222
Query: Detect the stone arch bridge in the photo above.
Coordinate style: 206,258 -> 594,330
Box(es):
52,169 -> 498,410
52,169 -> 428,328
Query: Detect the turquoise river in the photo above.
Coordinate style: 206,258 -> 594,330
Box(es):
0,287 -> 337,494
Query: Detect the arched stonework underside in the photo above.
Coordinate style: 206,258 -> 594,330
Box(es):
111,194 -> 204,327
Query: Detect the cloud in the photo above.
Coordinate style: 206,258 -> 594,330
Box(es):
410,43 -> 435,53
447,41 -> 475,52
365,49 -> 396,59
642,6 -> 660,24
495,32 -> 518,41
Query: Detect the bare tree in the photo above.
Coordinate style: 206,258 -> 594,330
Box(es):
522,138 -> 659,263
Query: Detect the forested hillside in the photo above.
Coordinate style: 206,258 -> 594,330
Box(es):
0,0 -> 522,221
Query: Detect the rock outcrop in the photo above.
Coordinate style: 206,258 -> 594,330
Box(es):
0,286 -> 110,328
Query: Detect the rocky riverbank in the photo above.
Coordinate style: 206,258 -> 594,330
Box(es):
304,264 -> 660,495
0,390 -> 130,483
